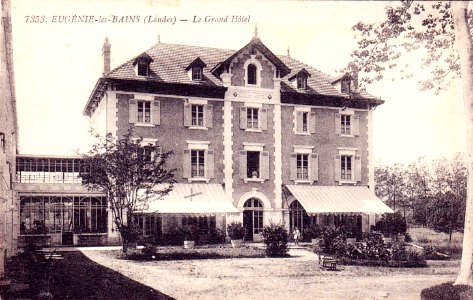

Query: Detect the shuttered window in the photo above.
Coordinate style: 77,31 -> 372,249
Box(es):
341,155 -> 352,180
129,98 -> 160,126
247,108 -> 259,129
296,154 -> 309,180
341,115 -> 351,135
191,105 -> 204,126
137,101 -> 151,123
191,150 -> 205,178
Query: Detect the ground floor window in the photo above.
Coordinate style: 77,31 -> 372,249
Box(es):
134,214 -> 162,236
289,200 -> 312,234
243,198 -> 264,236
20,196 -> 107,234
182,216 -> 216,234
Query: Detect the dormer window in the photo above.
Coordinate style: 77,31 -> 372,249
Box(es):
137,61 -> 149,76
192,67 -> 203,81
133,52 -> 153,77
289,68 -> 311,91
341,80 -> 351,93
186,57 -> 207,82
247,64 -> 257,85
297,76 -> 307,89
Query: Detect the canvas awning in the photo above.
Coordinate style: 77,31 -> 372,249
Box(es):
285,185 -> 393,214
141,183 -> 239,215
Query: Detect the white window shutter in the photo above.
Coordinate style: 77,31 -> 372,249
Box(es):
296,111 -> 303,133
240,107 -> 247,129
239,150 -> 247,179
183,102 -> 191,127
290,153 -> 297,181
205,104 -> 213,128
352,115 -> 360,136
206,149 -> 215,179
355,155 -> 362,182
182,149 -> 191,178
152,100 -> 161,125
260,107 -> 268,131
260,151 -> 270,180
310,153 -> 319,181
129,99 -> 137,123
155,146 -> 163,162
335,113 -> 341,135
310,111 -> 316,134
334,155 -> 341,182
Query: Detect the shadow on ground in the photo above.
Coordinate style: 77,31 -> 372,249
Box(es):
2,250 -> 174,300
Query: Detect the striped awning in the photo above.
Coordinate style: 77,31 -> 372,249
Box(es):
285,185 -> 393,214
141,183 -> 239,214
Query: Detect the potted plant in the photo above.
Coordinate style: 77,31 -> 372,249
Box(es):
227,222 -> 246,248
181,225 -> 199,249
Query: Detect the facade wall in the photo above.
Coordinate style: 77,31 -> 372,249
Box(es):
114,91 -> 226,184
280,105 -> 369,186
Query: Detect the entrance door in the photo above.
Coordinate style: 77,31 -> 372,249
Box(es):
243,198 -> 264,241
243,210 -> 253,240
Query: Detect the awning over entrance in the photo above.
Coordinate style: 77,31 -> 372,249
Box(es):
142,183 -> 239,214
285,185 -> 393,214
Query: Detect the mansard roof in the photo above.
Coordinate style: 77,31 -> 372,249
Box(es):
84,39 -> 383,116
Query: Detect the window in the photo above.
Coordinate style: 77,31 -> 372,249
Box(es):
191,150 -> 205,178
243,198 -> 264,235
247,64 -> 257,85
192,68 -> 203,81
182,216 -> 216,234
191,105 -> 204,126
341,80 -> 351,93
139,146 -> 153,162
20,196 -> 107,235
137,101 -> 151,123
247,151 -> 260,178
247,107 -> 259,129
296,154 -> 309,180
301,112 -> 308,133
341,114 -> 351,135
297,76 -> 307,89
137,61 -> 149,76
341,155 -> 352,180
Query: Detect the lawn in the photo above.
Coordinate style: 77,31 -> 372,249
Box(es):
408,227 -> 463,257
2,250 -> 173,300
82,248 -> 460,300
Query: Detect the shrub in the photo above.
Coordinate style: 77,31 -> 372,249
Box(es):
420,282 -> 473,300
302,223 -> 323,241
373,212 -> 407,236
319,226 -> 346,254
180,225 -> 200,242
261,223 -> 289,257
227,222 -> 246,240
207,228 -> 226,244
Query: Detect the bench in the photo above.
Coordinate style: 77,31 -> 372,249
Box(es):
320,255 -> 337,271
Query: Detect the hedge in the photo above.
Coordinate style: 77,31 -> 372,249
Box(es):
420,282 -> 473,300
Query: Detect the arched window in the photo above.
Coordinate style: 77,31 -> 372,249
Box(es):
243,198 -> 264,240
289,200 -> 311,234
247,64 -> 257,85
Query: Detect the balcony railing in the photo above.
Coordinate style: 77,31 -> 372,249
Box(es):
16,172 -> 83,184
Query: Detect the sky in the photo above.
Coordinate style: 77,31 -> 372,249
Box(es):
10,0 -> 466,165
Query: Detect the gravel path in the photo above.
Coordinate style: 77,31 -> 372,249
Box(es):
82,249 -> 457,300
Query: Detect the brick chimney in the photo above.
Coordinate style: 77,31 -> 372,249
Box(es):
102,37 -> 111,75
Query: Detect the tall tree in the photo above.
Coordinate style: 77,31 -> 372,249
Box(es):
374,163 -> 408,213
350,1 -> 473,284
79,131 -> 176,252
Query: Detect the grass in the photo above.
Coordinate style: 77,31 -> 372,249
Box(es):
409,227 -> 463,258
113,244 -> 266,261
3,250 -> 173,300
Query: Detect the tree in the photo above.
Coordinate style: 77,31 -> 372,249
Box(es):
350,1 -> 473,285
405,157 -> 433,226
79,131 -> 176,252
374,163 -> 409,214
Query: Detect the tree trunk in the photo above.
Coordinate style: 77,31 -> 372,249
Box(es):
452,1 -> 473,286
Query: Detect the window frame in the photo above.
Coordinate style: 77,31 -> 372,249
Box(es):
246,107 -> 259,129
191,104 -> 205,127
340,114 -> 351,135
137,61 -> 149,77
297,76 -> 307,90
340,155 -> 353,181
191,67 -> 203,81
137,100 -> 151,124
190,149 -> 205,179
296,154 -> 309,181
247,63 -> 257,85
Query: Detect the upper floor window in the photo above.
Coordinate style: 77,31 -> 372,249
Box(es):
191,150 -> 205,178
137,61 -> 149,76
247,151 -> 260,178
247,107 -> 259,129
296,154 -> 309,180
137,101 -> 151,123
247,64 -> 257,85
192,67 -> 203,81
297,76 -> 307,90
340,155 -> 352,180
341,114 -> 351,135
191,105 -> 204,126
301,112 -> 308,133
239,147 -> 270,182
341,80 -> 351,93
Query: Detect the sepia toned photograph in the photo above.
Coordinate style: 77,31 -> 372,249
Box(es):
1,0 -> 472,299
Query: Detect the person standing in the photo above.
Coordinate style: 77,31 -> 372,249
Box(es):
293,227 -> 301,245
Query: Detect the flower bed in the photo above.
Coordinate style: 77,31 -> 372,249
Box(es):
115,244 -> 265,261
338,257 -> 427,268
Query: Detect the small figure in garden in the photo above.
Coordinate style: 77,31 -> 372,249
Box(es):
293,227 -> 301,245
